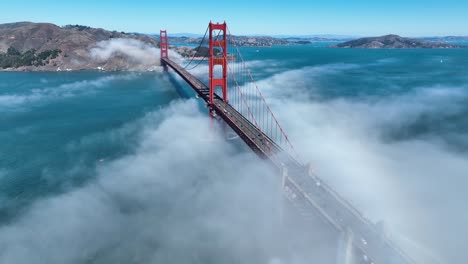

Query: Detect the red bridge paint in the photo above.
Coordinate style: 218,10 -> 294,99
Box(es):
160,30 -> 168,59
208,22 -> 228,105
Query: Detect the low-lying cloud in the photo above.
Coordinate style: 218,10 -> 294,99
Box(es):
89,38 -> 183,71
3,56 -> 466,264
1,100 -> 333,264
253,64 -> 468,263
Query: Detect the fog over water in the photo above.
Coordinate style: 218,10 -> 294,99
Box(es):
244,47 -> 468,264
0,45 -> 467,263
89,38 -> 183,71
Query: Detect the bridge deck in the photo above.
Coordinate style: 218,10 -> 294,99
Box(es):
162,57 -> 414,264
162,58 -> 282,160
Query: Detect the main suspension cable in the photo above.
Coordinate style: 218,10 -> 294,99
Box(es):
183,26 -> 209,69
185,29 -> 222,71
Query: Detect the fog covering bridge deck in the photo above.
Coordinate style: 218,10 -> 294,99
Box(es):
162,57 -> 414,264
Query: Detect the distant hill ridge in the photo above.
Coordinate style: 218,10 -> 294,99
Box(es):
332,34 -> 466,49
0,22 -> 159,71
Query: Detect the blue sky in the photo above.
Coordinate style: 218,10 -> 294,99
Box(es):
2,0 -> 467,36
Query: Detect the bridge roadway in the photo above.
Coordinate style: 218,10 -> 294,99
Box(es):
162,57 -> 414,264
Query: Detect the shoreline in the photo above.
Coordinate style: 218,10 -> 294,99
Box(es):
2,45 -> 468,73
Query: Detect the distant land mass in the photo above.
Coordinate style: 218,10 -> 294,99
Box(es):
332,34 -> 466,49
273,34 -> 357,40
2,23 -> 467,71
167,35 -> 312,47
283,37 -> 349,42
165,33 -> 356,42
419,36 -> 468,43
0,22 -> 159,71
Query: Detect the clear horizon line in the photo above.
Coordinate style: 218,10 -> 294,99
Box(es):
156,32 -> 468,38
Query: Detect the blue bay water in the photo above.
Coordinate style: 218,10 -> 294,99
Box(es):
244,46 -> 468,151
0,72 -> 181,221
0,46 -> 467,263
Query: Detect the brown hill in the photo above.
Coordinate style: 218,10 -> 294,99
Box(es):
0,22 -> 160,71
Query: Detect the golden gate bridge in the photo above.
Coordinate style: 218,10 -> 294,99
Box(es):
160,22 -> 415,264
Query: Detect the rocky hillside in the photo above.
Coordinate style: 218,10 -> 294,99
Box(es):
0,22 -> 160,71
331,34 -> 466,49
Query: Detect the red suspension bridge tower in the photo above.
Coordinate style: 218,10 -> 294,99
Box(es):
208,22 -> 228,105
160,30 -> 169,59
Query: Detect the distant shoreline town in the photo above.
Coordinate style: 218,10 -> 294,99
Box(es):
0,22 -> 466,72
